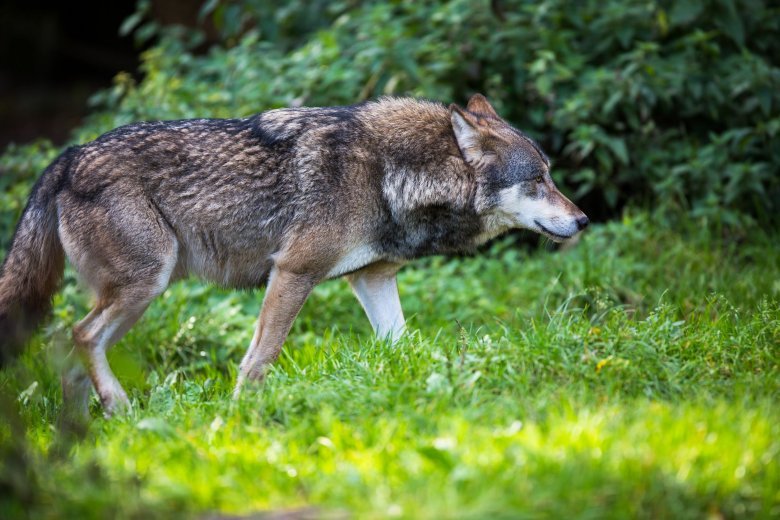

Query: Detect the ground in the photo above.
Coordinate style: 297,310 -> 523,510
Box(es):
1,213 -> 778,518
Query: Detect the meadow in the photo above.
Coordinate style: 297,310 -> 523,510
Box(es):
1,213 -> 778,518
1,1 -> 779,516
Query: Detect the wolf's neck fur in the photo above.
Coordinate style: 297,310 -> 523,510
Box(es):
356,98 -> 504,257
362,98 -> 482,213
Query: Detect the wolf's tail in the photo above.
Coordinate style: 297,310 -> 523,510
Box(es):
0,147 -> 76,367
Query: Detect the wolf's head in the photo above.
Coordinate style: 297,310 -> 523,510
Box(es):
451,94 -> 588,242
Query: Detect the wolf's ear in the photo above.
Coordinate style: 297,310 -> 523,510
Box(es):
466,94 -> 499,118
450,104 -> 493,168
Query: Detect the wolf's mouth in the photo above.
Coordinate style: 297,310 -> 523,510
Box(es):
534,220 -> 572,241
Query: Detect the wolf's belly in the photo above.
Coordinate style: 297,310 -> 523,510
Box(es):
174,228 -> 277,289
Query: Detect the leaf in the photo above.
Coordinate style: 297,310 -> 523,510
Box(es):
417,446 -> 455,471
669,0 -> 704,26
119,12 -> 143,37
715,0 -> 745,46
17,381 -> 38,405
426,372 -> 452,395
137,417 -> 177,438
603,90 -> 624,115
199,0 -> 221,22
607,137 -> 630,165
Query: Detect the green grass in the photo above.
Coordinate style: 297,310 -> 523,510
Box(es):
1,213 -> 779,518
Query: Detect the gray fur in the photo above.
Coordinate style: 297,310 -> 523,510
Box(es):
0,95 -> 587,415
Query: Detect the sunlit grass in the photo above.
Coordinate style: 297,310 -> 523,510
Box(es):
1,213 -> 778,518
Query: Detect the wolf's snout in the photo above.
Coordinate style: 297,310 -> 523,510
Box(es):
576,215 -> 589,231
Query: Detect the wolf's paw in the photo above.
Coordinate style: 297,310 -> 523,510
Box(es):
232,373 -> 267,401
100,389 -> 132,418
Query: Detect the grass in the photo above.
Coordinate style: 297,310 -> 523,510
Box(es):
1,212 -> 778,518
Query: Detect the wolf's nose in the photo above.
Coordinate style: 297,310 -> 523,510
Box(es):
576,216 -> 590,230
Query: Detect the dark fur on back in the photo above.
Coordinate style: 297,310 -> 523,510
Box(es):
53,99 -> 490,283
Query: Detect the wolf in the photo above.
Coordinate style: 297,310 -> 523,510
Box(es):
0,94 -> 588,415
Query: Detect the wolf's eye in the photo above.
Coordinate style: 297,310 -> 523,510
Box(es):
535,175 -> 544,184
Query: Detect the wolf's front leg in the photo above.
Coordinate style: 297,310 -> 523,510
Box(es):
346,262 -> 405,344
234,267 -> 317,397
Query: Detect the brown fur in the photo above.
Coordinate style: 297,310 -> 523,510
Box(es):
0,95 -> 587,415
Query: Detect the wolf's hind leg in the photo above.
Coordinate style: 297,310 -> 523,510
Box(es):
67,239 -> 177,416
59,191 -> 178,416
346,262 -> 405,344
72,282 -> 168,416
61,305 -> 102,418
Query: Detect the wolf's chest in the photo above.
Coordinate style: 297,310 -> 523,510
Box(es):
326,244 -> 383,278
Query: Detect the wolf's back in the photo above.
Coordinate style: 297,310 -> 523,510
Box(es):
0,147 -> 76,366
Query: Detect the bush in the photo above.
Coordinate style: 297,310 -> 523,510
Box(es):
3,0 -> 779,234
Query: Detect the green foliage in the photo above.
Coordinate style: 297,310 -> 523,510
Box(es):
2,1 -> 778,232
1,216 -> 779,518
1,2 -> 779,517
0,142 -> 58,246
74,0 -> 780,228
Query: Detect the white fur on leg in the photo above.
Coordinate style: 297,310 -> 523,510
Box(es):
74,310 -> 131,416
348,272 -> 406,343
233,323 -> 261,399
